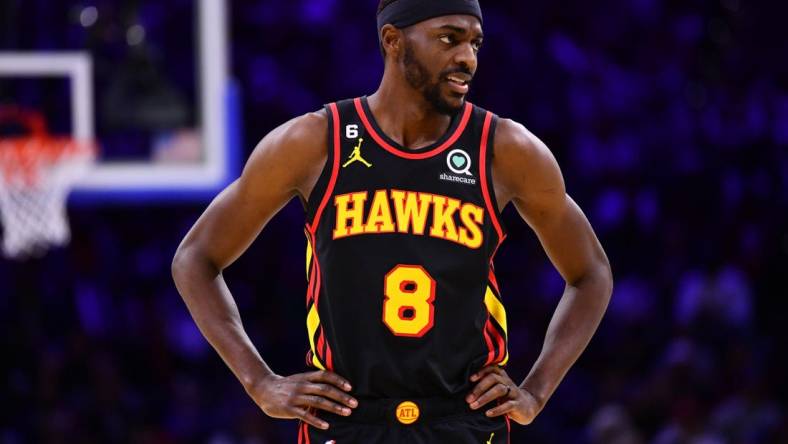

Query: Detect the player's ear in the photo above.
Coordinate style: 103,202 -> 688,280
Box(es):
380,24 -> 403,61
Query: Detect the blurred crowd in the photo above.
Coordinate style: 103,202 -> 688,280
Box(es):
1,0 -> 786,443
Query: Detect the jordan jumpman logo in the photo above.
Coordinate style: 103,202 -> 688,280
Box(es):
342,138 -> 373,168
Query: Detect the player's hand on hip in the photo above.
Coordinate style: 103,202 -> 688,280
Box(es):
247,370 -> 358,430
466,366 -> 543,425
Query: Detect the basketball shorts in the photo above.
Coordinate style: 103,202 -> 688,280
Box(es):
298,394 -> 510,444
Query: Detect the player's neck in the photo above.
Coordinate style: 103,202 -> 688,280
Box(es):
367,75 -> 454,151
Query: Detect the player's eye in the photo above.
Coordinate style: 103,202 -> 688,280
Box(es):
439,35 -> 454,44
472,40 -> 483,51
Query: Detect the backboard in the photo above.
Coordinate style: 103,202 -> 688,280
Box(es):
0,0 -> 239,203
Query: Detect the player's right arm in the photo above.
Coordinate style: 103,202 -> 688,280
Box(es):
171,110 -> 357,430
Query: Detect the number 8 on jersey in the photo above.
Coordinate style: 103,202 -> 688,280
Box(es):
383,265 -> 436,337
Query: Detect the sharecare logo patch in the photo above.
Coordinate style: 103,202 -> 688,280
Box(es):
440,148 -> 476,185
439,172 -> 477,185
447,148 -> 472,175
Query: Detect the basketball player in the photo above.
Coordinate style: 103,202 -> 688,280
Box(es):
172,0 -> 613,442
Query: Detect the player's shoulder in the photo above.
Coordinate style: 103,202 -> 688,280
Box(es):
489,115 -> 553,165
465,103 -> 539,150
240,107 -> 331,197
488,115 -> 564,196
249,107 -> 328,162
274,107 -> 329,146
245,107 -> 329,174
275,96 -> 358,145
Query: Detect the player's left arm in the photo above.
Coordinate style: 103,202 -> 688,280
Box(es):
465,118 -> 614,425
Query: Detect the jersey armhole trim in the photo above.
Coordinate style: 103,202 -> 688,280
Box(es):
479,111 -> 507,250
307,102 -> 341,235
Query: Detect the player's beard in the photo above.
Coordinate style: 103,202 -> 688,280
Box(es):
402,41 -> 463,116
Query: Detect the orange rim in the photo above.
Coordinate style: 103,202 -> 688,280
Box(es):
0,136 -> 96,187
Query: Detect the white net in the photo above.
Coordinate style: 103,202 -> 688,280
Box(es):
0,138 -> 94,259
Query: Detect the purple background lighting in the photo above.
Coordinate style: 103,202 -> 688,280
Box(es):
1,0 -> 787,442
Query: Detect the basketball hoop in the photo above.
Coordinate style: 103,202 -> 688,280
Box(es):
0,107 -> 96,259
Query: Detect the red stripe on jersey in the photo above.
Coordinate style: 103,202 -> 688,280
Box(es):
490,230 -> 506,264
489,320 -> 506,363
488,269 -> 500,294
297,421 -> 304,444
306,260 -> 317,306
306,227 -> 333,371
303,422 -> 311,444
304,227 -> 318,298
315,258 -> 322,305
482,315 -> 496,366
304,228 -> 314,305
309,102 -> 342,232
325,342 -> 334,370
317,329 -> 325,360
354,98 -> 473,160
485,319 -> 504,364
479,111 -> 505,245
307,229 -> 323,306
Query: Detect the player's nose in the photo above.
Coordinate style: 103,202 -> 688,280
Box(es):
452,43 -> 477,73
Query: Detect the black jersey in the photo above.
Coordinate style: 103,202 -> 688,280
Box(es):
303,96 -> 508,398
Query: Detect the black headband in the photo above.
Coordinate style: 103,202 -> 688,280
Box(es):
377,0 -> 483,37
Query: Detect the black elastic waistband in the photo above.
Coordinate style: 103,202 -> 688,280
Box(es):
321,394 -> 476,425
